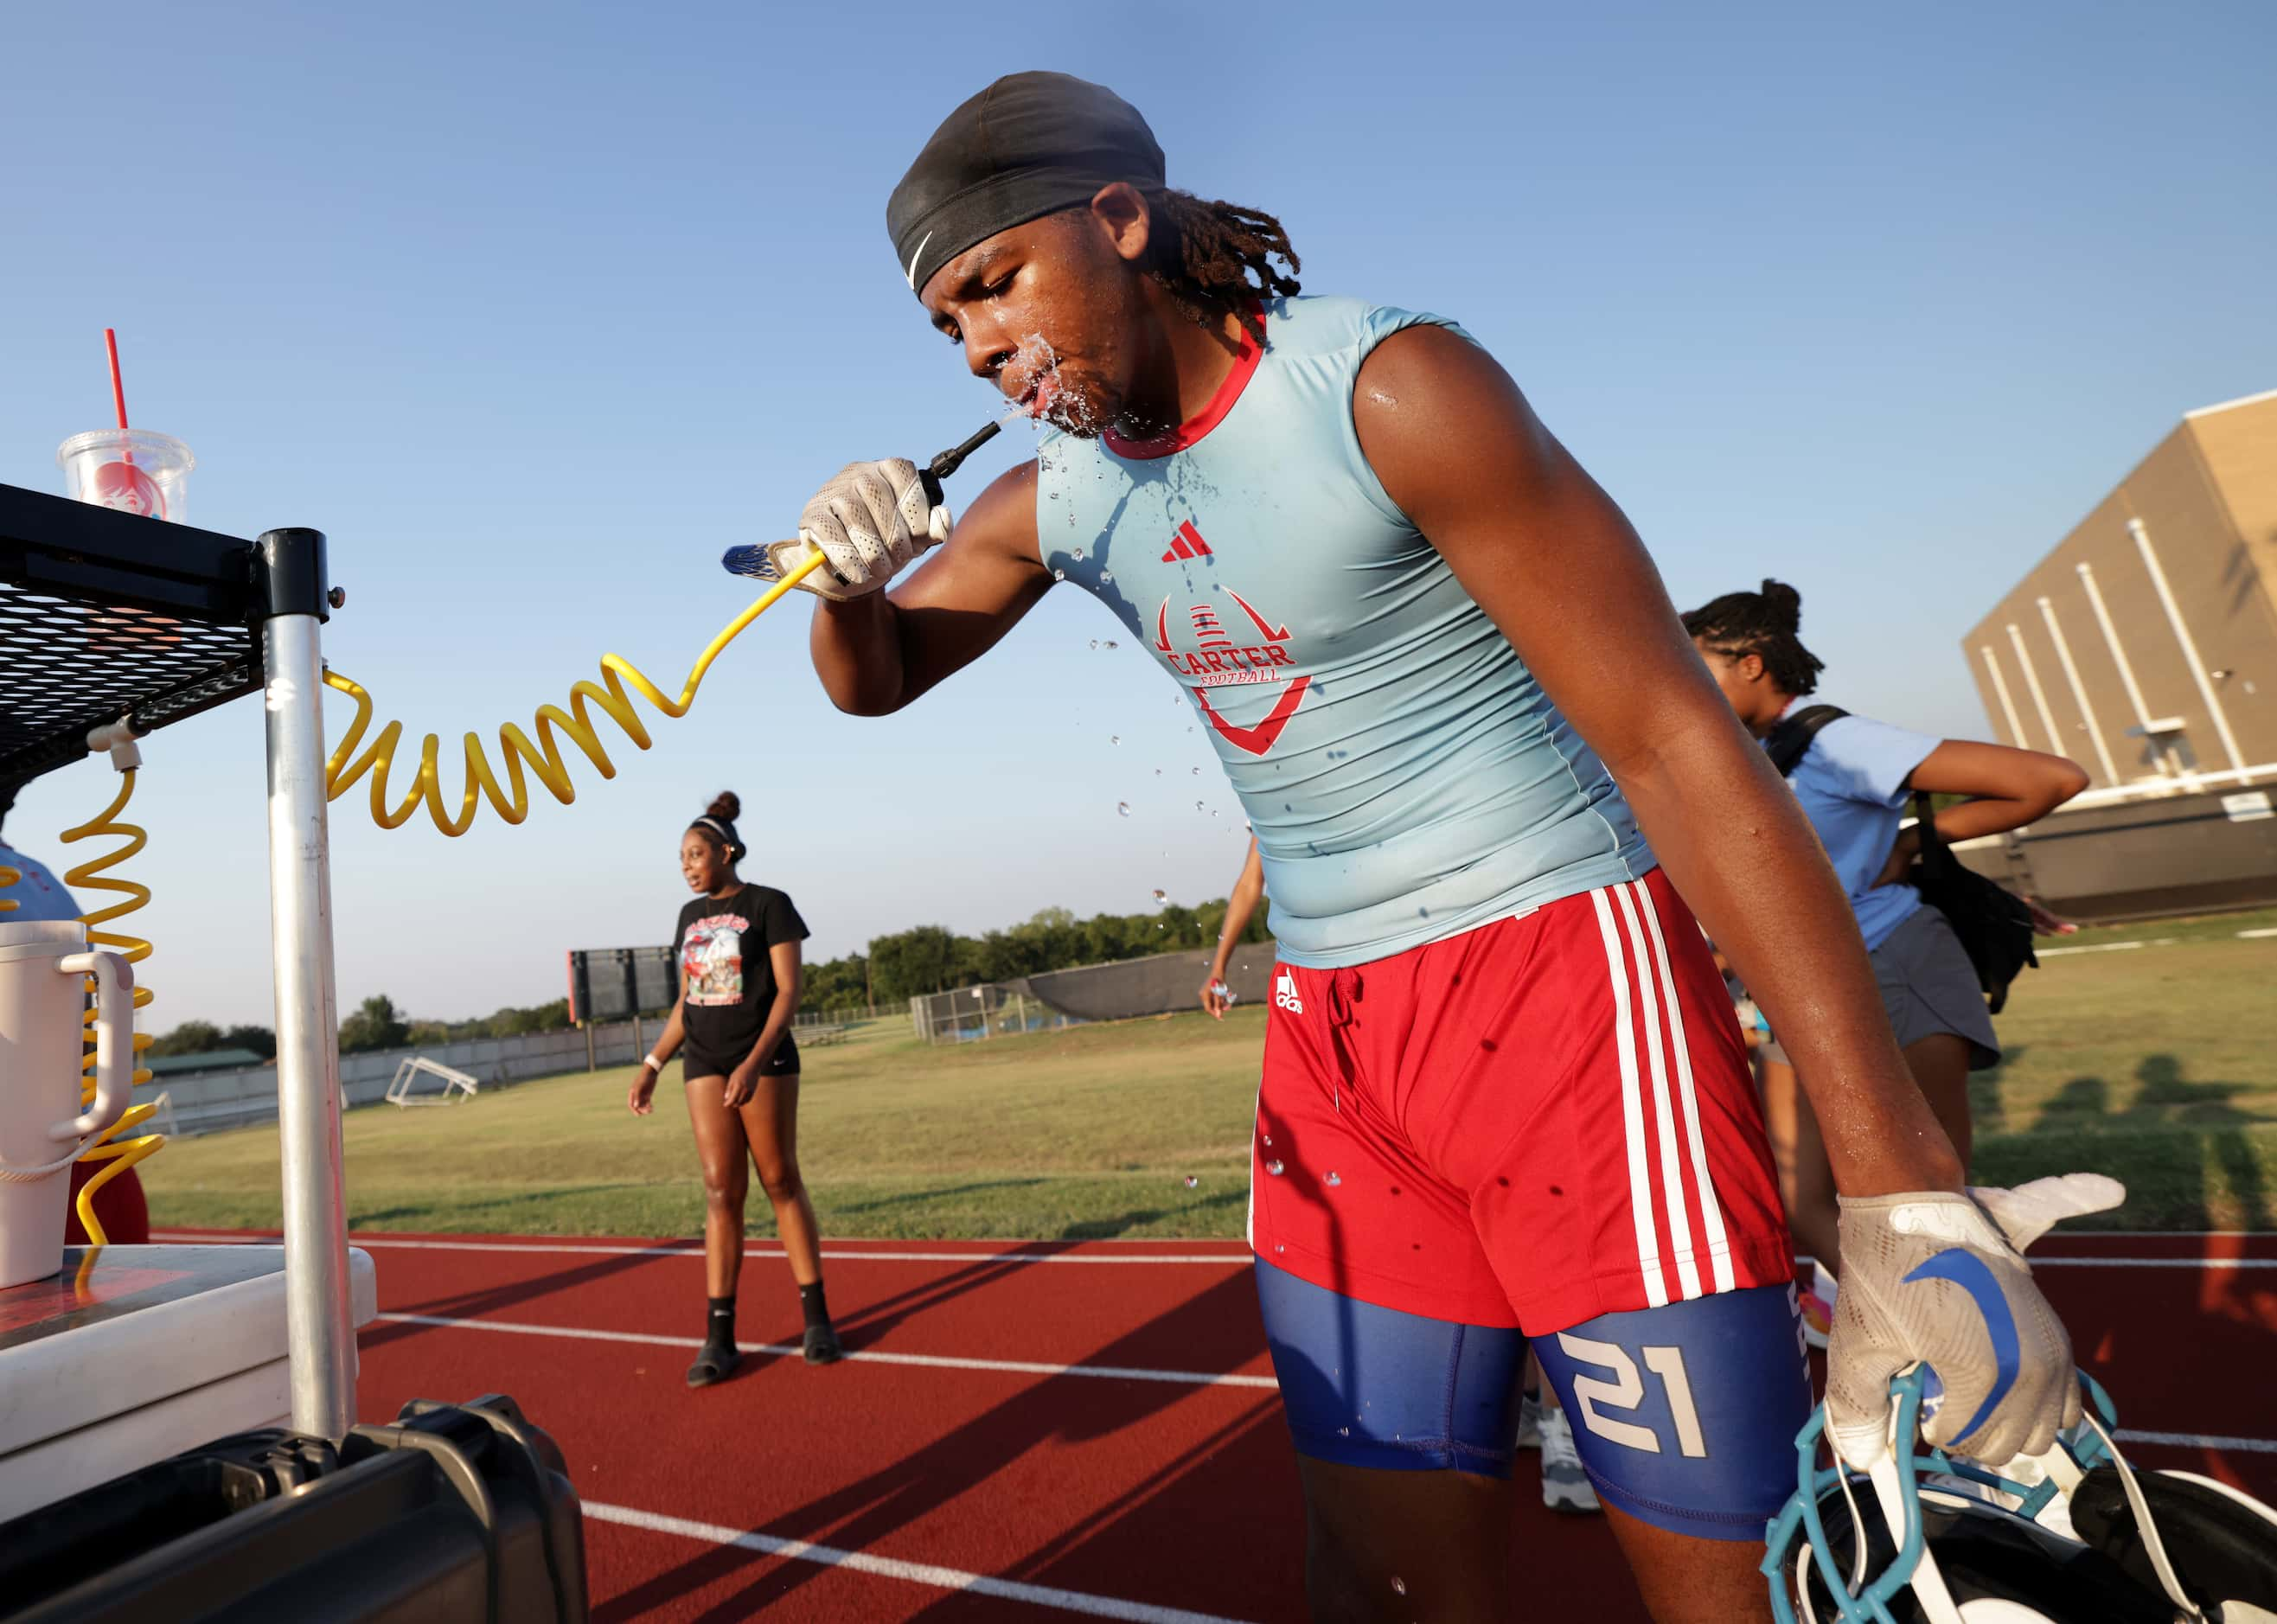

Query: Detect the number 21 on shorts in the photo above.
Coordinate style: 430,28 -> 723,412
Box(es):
1557,1333 -> 1709,1458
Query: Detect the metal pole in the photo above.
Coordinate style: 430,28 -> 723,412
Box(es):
260,578 -> 355,1442
2037,597 -> 2120,786
2128,518 -> 2247,775
1977,644 -> 2028,747
2077,562 -> 2181,786
2003,623 -> 2063,755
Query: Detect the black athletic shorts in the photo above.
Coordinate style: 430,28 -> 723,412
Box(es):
680,1037 -> 800,1083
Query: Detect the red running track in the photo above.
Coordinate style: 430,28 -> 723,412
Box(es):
157,1228 -> 2277,1623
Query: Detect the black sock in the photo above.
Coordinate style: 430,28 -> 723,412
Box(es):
706,1295 -> 737,1347
800,1282 -> 830,1329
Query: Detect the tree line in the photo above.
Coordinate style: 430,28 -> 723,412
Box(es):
150,995 -> 578,1060
150,893 -> 1268,1054
802,895 -> 1270,1013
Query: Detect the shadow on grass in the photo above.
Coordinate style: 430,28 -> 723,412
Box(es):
350,1181 -> 677,1229
822,1178 -> 1052,1216
1057,1186 -> 1245,1240
1973,1052 -> 2274,1230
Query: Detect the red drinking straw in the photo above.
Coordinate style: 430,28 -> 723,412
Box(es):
104,328 -> 136,468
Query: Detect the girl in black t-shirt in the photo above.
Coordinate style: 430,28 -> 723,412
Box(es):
628,791 -> 841,1383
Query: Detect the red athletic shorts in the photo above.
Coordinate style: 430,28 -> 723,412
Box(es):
1250,866 -> 1793,1334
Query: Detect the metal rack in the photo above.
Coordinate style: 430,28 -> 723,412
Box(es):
0,479 -> 355,1441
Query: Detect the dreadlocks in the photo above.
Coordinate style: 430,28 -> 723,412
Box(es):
1680,579 -> 1826,697
1140,189 -> 1302,347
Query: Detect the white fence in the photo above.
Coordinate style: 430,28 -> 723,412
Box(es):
149,1020 -> 653,1136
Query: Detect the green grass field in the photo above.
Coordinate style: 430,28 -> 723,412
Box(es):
146,911 -> 2277,1238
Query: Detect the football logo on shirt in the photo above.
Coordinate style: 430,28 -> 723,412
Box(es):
1153,523 -> 1309,758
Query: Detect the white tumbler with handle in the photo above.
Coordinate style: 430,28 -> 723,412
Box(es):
0,920 -> 136,1288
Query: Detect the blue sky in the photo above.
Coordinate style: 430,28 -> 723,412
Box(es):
3,1 -> 2270,1027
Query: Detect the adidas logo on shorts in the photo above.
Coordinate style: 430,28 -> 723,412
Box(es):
1275,973 -> 1305,1015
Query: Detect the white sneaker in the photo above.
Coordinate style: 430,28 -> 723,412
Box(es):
1514,1391 -> 1542,1450
1538,1408 -> 1600,1514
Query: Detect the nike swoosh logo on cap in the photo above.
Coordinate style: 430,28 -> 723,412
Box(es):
905,230 -> 934,291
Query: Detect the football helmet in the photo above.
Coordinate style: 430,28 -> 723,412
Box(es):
1764,1369 -> 2277,1622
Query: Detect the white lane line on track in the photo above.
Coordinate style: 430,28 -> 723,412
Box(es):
374,1313 -> 1279,1390
2037,938 -> 2178,956
167,1233 -> 2277,1267
155,1233 -> 1250,1264
584,1500 -> 1257,1624
379,1314 -> 2277,1455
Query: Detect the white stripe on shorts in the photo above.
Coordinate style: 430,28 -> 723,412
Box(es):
1591,889 -> 1669,1308
1628,878 -> 1738,1294
1614,882 -> 1704,1301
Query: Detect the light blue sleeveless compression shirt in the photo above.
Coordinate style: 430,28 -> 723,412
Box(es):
1034,295 -> 1651,968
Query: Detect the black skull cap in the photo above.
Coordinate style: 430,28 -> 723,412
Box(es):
888,71 -> 1166,299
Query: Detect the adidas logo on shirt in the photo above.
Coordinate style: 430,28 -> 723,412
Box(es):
1275,973 -> 1305,1015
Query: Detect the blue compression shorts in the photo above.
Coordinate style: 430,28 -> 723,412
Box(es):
1257,1259 -> 1813,1541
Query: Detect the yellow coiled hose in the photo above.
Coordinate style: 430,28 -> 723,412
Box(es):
2,548 -> 825,1243
59,770 -> 165,1244
323,549 -> 822,834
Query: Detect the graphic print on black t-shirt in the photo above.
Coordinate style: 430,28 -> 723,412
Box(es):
675,884 -> 810,1063
682,914 -> 745,1007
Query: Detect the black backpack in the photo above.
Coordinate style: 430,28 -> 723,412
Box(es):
1767,707 -> 2037,1013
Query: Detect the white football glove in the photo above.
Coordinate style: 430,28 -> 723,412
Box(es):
771,458 -> 952,601
1825,1173 -> 2123,1471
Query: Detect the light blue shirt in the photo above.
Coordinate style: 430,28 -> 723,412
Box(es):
0,841 -> 82,924
1781,713 -> 1940,952
1034,296 -> 1650,968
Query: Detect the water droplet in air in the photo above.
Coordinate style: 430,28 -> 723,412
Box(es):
1195,801 -> 1206,811
1089,639 -> 1097,649
1154,768 -> 1162,776
1053,568 -> 1065,581
1185,1175 -> 1199,1188
1326,1171 -> 1342,1186
1391,1577 -> 1408,1596
1049,491 -> 1059,500
1073,547 -> 1085,560
1265,1160 -> 1285,1176
1104,640 -> 1118,649
1151,888 -> 1167,903
1101,570 -> 1114,583
1110,735 -> 1121,745
1192,766 -> 1200,775
1116,802 -> 1130,817
1337,1426 -> 1351,1437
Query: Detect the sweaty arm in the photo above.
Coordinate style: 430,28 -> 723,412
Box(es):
1352,327 -> 1958,1200
1356,334 -> 2105,1465
809,461 -> 1054,715
1876,740 -> 2089,885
